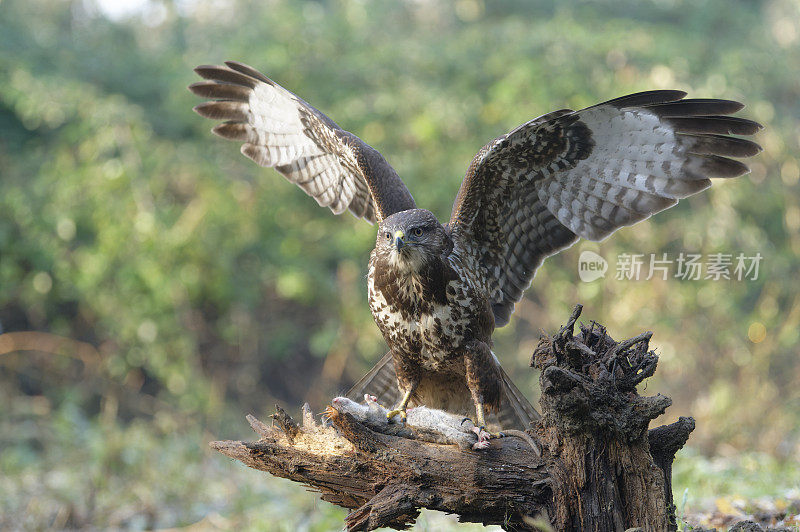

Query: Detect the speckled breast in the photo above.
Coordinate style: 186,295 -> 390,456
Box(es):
367,255 -> 487,371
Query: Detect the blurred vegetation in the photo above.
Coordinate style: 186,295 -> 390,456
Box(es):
1,0 -> 798,529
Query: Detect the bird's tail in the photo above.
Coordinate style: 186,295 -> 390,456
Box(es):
346,351 -> 400,410
496,362 -> 541,428
346,351 -> 540,430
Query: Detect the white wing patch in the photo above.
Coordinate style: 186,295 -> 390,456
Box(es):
191,63 -> 381,222
535,107 -> 715,241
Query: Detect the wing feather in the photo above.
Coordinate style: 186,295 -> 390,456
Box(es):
188,80 -> 252,101
190,62 -> 416,222
664,115 -> 761,135
449,91 -> 762,326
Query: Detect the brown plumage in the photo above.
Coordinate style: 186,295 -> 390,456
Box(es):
191,63 -> 762,430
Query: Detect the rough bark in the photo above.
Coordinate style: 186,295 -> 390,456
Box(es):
212,408 -> 550,530
211,305 -> 694,531
648,417 -> 696,530
532,304 -> 693,531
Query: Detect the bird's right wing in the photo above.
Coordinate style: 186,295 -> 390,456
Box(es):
190,62 -> 416,223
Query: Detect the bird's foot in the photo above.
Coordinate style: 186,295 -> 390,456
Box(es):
471,425 -> 502,440
470,425 -> 502,450
385,407 -> 407,423
472,439 -> 491,450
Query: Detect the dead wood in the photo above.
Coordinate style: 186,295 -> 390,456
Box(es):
211,304 -> 694,531
532,304 -> 694,531
212,406 -> 549,530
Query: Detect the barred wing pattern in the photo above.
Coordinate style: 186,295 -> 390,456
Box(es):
449,91 -> 762,326
190,62 -> 416,223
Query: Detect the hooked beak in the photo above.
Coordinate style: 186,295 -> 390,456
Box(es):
394,230 -> 405,250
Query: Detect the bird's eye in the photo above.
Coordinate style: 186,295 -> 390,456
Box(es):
385,232 -> 392,240
411,227 -> 423,237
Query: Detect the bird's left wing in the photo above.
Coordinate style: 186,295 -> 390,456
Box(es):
190,62 -> 416,223
448,91 -> 762,326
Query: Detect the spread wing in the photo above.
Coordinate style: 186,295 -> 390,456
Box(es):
448,91 -> 762,326
189,62 -> 416,223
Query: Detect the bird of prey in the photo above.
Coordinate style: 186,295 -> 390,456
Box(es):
190,61 -> 761,433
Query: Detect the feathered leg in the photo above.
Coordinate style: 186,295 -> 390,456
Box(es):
386,350 -> 420,423
463,340 -> 503,441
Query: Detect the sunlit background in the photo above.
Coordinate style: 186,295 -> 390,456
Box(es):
1,0 -> 798,529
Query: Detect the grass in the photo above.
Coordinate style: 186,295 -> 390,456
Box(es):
673,448 -> 800,530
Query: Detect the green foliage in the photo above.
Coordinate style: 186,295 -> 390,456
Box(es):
1,0 -> 798,528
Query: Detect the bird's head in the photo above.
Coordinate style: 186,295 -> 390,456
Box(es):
376,209 -> 450,271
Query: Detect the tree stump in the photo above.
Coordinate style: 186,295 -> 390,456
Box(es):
211,305 -> 694,531
532,305 -> 693,531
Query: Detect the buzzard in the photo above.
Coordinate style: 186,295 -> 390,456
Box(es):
190,62 -> 761,433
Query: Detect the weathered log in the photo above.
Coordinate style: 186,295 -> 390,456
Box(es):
212,407 -> 550,530
211,305 -> 694,531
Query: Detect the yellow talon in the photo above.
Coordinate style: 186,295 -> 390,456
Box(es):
386,408 -> 407,422
386,388 -> 414,423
